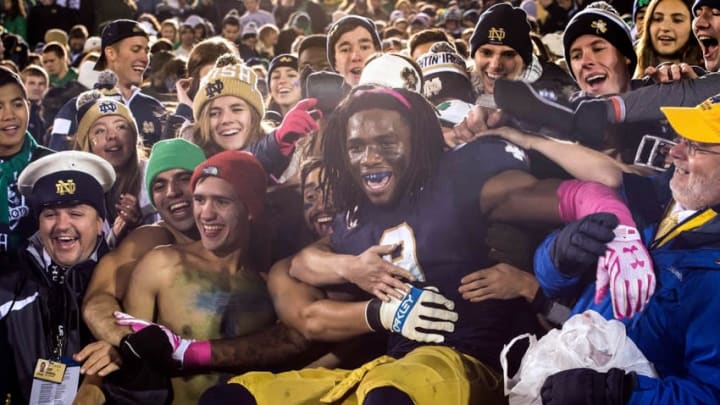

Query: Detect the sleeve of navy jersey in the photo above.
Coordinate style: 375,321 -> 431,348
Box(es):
448,136 -> 530,196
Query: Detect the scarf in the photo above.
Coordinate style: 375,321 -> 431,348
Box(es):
0,133 -> 37,225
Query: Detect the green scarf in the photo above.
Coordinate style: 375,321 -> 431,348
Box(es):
0,133 -> 37,225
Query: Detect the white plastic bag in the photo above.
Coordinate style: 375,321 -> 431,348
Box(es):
500,310 -> 657,405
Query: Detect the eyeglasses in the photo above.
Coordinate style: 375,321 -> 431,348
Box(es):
674,137 -> 720,157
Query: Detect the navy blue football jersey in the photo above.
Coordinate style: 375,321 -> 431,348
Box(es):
331,136 -> 539,369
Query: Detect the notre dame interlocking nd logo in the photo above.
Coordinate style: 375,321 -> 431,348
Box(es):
55,179 -> 76,196
205,80 -> 224,98
98,102 -> 117,114
488,27 -> 506,42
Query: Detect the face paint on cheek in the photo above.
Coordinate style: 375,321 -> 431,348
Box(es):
379,147 -> 403,163
303,201 -> 313,211
292,80 -> 300,88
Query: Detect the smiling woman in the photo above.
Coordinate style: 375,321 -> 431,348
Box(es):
73,90 -> 155,245
266,54 -> 301,118
635,0 -> 703,77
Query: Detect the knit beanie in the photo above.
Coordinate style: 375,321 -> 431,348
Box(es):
192,54 -> 265,121
74,92 -> 139,152
693,0 -> 720,14
633,0 -> 651,21
190,150 -> 267,221
416,42 -> 474,104
326,16 -> 381,72
145,138 -> 206,207
563,4 -> 636,79
469,3 -> 533,66
267,54 -> 298,90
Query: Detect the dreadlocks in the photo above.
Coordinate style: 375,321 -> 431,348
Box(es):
321,85 -> 445,214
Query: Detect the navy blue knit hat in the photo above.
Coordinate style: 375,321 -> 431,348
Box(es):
469,3 -> 533,66
563,4 -> 636,79
693,0 -> 720,14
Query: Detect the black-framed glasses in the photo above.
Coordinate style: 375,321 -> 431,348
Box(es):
674,137 -> 720,157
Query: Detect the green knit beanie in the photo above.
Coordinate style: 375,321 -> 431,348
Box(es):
145,139 -> 206,207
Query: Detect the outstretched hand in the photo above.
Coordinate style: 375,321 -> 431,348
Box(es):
73,341 -> 122,377
459,263 -> 538,302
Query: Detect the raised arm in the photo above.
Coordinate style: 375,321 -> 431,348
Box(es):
481,169 -> 563,225
477,126 -> 641,188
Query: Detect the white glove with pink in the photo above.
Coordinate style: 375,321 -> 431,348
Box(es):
594,225 -> 656,319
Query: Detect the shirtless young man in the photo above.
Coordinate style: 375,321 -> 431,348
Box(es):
81,138 -> 206,349
121,151 -> 278,404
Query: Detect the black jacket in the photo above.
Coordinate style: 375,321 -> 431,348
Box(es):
0,235 -> 107,404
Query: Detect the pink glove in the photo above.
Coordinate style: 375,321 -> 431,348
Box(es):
275,98 -> 321,156
114,311 -> 211,369
595,226 -> 656,319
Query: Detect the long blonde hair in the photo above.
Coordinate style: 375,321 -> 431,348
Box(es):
191,100 -> 265,157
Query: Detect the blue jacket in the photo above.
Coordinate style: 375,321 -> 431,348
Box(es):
534,170 -> 720,404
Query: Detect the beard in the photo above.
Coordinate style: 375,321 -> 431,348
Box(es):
670,168 -> 720,210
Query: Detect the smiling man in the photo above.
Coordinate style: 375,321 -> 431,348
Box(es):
120,151 -> 294,404
0,151 -> 115,403
563,4 -> 637,97
82,139 -> 206,351
214,86 -> 549,405
694,0 -> 720,71
469,3 -> 576,102
535,96 -> 720,405
49,19 -> 165,150
327,16 -> 382,86
0,67 -> 53,258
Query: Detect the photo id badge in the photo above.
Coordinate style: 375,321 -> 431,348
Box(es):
32,359 -> 65,383
29,358 -> 80,405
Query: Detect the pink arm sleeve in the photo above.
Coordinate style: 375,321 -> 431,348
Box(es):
184,341 -> 212,368
557,180 -> 634,226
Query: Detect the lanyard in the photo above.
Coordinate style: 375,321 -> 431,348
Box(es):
651,204 -> 717,249
40,285 -> 70,360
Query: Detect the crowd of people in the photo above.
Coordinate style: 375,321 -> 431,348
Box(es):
2,0 -> 720,403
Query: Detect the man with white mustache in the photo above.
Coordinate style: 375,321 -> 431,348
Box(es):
537,95 -> 720,405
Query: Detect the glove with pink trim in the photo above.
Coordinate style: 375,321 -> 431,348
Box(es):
115,311 -> 211,371
595,226 -> 656,319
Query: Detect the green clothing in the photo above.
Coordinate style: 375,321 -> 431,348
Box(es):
0,15 -> 27,41
50,68 -> 79,88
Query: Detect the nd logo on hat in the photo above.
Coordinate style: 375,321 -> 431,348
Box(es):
55,179 -> 77,196
279,56 -> 293,62
488,27 -> 506,42
205,79 -> 224,98
98,101 -> 118,114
